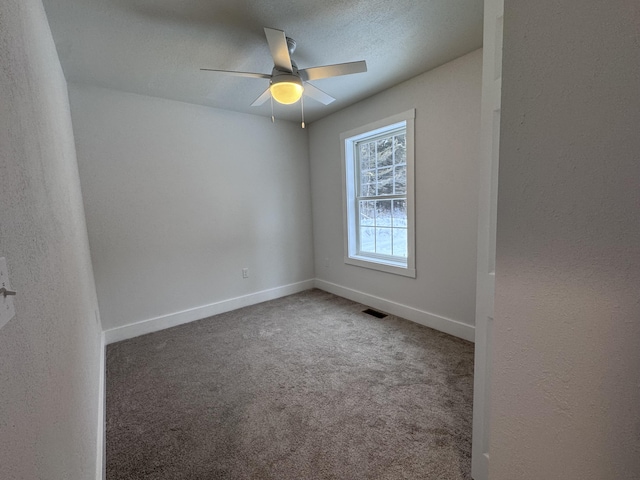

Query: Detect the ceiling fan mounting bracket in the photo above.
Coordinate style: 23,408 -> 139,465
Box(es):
286,37 -> 297,56
271,65 -> 300,81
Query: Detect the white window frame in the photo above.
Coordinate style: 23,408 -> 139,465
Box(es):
341,109 -> 416,278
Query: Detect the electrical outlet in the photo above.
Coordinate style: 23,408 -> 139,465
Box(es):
324,257 -> 330,268
0,257 -> 16,330
242,268 -> 249,279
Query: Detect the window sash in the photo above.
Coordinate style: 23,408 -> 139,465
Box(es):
353,127 -> 407,263
354,127 -> 406,199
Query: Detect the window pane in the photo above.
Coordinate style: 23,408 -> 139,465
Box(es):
394,165 -> 406,194
359,200 -> 375,226
394,134 -> 406,165
392,228 -> 408,257
358,142 -> 368,168
359,142 -> 374,170
360,169 -> 375,188
377,137 -> 393,167
359,226 -> 376,254
376,227 -> 392,256
392,199 -> 407,227
376,200 -> 392,226
376,166 -> 394,196
361,183 -> 376,197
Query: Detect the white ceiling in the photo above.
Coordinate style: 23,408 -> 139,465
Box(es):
41,0 -> 483,123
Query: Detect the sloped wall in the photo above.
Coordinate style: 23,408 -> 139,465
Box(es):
0,1 -> 103,478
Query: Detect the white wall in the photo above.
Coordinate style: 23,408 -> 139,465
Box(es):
0,1 -> 103,478
69,85 -> 314,335
491,1 -> 640,478
309,50 -> 482,341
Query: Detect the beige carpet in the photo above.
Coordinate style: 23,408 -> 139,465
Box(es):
106,289 -> 474,479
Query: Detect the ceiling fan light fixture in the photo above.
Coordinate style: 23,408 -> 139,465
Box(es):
270,75 -> 304,104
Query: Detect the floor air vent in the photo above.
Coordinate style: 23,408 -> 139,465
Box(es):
362,308 -> 387,319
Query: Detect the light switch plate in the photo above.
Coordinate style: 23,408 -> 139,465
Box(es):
0,257 -> 16,329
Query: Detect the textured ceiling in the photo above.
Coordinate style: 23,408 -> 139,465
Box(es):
41,0 -> 483,123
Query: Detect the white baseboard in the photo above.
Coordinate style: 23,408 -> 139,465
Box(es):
103,280 -> 315,344
314,279 -> 475,343
102,278 -> 473,344
96,332 -> 106,480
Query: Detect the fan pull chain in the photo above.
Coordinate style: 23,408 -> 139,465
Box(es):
270,96 -> 275,123
301,95 -> 305,129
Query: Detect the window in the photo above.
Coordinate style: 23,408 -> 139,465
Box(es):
341,110 -> 416,277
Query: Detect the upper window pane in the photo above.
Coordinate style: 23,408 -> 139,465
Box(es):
394,134 -> 406,165
376,167 -> 394,196
360,143 -> 374,170
394,165 -> 407,194
377,138 -> 394,167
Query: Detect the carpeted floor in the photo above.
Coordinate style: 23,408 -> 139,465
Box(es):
106,289 -> 474,479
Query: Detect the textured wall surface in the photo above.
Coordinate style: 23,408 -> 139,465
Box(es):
0,1 -> 103,479
491,1 -> 640,478
69,85 -> 314,331
309,50 -> 482,330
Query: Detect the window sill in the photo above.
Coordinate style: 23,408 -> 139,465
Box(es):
344,255 -> 416,278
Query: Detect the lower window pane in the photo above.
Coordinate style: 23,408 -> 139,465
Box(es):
359,227 -> 376,254
392,228 -> 407,257
392,199 -> 407,227
359,200 -> 375,226
376,227 -> 392,256
375,199 -> 392,226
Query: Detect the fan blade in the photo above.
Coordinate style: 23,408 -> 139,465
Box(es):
200,68 -> 271,79
264,27 -> 293,73
299,61 -> 367,81
251,88 -> 271,106
303,82 -> 335,105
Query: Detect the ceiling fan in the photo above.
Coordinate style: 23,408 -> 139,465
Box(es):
201,27 -> 367,125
